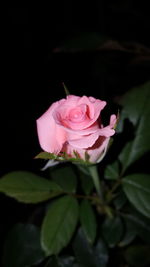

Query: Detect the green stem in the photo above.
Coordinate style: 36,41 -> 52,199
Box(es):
88,165 -> 103,200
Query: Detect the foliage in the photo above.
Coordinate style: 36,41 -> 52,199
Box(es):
0,82 -> 150,266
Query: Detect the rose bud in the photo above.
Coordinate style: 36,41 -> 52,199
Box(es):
36,95 -> 117,164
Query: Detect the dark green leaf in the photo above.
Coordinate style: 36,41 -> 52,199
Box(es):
45,256 -> 59,267
113,190 -> 127,210
118,82 -> 150,171
101,216 -> 124,248
73,228 -> 108,267
51,165 -> 77,193
58,256 -> 76,267
80,200 -> 97,244
73,228 -> 96,267
123,174 -> 150,218
3,224 -> 44,267
124,245 -> 150,267
121,211 -> 150,244
41,195 -> 79,256
0,171 -> 62,203
117,82 -> 150,131
119,218 -> 137,247
94,239 -> 109,267
118,141 -> 132,169
105,161 -> 119,180
79,171 -> 94,195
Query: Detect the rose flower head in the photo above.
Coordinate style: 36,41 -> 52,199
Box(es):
36,95 -> 117,164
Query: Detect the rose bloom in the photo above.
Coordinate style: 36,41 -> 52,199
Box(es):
36,95 -> 117,163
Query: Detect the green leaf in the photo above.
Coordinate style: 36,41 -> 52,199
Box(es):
113,190 -> 127,210
45,256 -> 59,267
117,81 -> 150,130
80,200 -> 97,244
94,239 -> 109,267
118,141 -> 132,169
73,228 -> 96,267
105,161 -> 120,180
35,151 -> 58,160
118,82 -> 150,171
101,216 -> 124,248
73,228 -> 108,267
123,174 -> 150,218
51,165 -> 77,193
79,170 -> 94,195
41,195 -> 79,256
124,245 -> 150,267
121,211 -> 150,244
119,217 -> 137,247
119,108 -> 150,171
2,224 -> 44,267
57,256 -> 76,267
35,151 -> 92,165
0,171 -> 62,203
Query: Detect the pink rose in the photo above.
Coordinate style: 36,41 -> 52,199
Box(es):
36,95 -> 116,163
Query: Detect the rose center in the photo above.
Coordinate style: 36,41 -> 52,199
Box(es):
69,105 -> 87,122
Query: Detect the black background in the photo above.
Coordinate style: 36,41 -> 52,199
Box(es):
1,2 -> 150,262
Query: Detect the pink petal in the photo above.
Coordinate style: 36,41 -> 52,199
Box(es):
88,137 -> 110,163
110,114 -> 117,127
36,102 -> 67,154
98,127 -> 115,137
68,131 -> 100,149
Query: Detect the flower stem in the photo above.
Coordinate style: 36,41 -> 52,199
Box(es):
88,165 -> 103,200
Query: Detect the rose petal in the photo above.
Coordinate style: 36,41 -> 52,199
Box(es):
68,131 -> 100,149
36,102 -> 67,154
88,137 -> 110,163
110,114 -> 117,127
68,124 -> 114,149
78,95 -> 106,121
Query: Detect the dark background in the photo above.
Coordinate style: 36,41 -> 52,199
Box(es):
1,2 -> 150,262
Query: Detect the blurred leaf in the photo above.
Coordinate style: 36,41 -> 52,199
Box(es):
117,82 -> 150,129
79,171 -> 94,195
101,216 -> 124,248
73,228 -> 108,267
51,165 -> 77,193
118,82 -> 150,171
124,245 -> 150,267
77,165 -> 90,176
53,32 -> 108,52
0,171 -> 62,203
41,195 -> 79,256
113,190 -> 127,210
45,256 -> 76,267
119,217 -> 137,247
105,161 -> 120,180
118,141 -> 132,169
3,224 -> 44,267
121,211 -> 150,244
94,239 -> 109,267
73,228 -> 95,267
45,256 -> 59,267
123,174 -> 150,218
58,256 -> 76,267
80,200 -> 97,244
